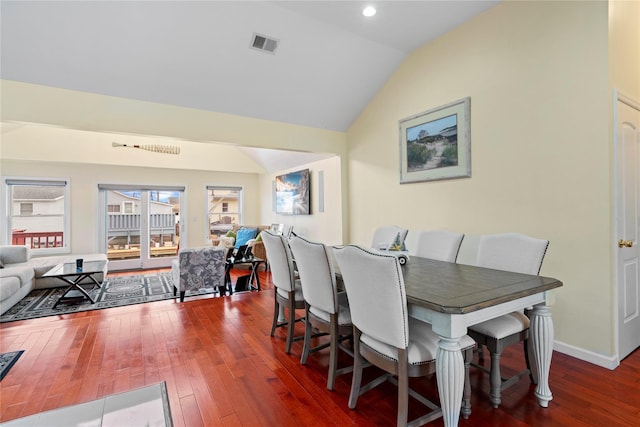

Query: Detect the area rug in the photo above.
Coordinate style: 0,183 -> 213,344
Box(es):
0,350 -> 24,381
0,272 -> 223,323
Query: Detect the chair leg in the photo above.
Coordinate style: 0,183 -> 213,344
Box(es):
396,348 -> 409,427
327,315 -> 339,391
489,350 -> 502,408
524,338 -> 538,384
270,294 -> 279,337
300,306 -> 312,364
285,294 -> 296,354
348,329 -> 363,409
179,291 -> 185,303
477,344 -> 485,362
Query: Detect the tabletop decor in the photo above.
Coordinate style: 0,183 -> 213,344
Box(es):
399,97 -> 471,183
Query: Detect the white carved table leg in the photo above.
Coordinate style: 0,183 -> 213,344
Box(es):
436,337 -> 464,427
530,303 -> 554,407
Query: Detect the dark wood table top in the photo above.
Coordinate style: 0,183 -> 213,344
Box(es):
402,257 -> 562,314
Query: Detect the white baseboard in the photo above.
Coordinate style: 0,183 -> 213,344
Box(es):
553,340 -> 619,370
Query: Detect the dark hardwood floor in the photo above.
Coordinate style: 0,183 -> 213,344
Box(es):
1,269 -> 639,426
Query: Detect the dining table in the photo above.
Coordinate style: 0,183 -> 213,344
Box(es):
400,256 -> 563,426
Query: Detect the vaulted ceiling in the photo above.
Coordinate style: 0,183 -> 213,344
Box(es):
1,0 -> 499,170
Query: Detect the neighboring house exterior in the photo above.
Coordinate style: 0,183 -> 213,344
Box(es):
11,186 -> 64,234
106,191 -> 176,247
107,190 -> 174,216
208,189 -> 240,236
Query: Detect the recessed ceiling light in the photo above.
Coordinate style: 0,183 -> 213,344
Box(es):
362,6 -> 376,17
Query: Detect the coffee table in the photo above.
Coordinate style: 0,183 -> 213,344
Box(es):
43,260 -> 108,308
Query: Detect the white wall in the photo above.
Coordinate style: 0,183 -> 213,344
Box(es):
259,156 -> 343,245
347,1 -> 614,357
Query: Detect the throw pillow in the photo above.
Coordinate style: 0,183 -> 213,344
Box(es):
225,230 -> 237,239
235,227 -> 258,248
219,235 -> 235,248
255,232 -> 263,242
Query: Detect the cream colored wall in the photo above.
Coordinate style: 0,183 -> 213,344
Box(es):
1,80 -> 347,155
347,1 -> 613,356
0,159 -> 260,253
1,82 -> 349,248
0,123 -> 266,173
609,0 -> 640,99
259,156 -> 344,245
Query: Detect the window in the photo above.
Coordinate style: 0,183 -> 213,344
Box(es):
207,186 -> 242,239
108,204 -> 121,213
3,178 -> 70,252
123,201 -> 134,214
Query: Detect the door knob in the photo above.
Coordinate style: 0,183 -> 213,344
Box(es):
618,239 -> 634,248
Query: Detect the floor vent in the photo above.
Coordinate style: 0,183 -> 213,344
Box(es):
250,33 -> 279,54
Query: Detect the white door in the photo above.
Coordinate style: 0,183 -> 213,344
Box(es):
616,92 -> 640,360
99,187 -> 184,271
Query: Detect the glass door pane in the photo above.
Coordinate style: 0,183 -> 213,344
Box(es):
104,189 -> 181,271
148,190 -> 180,264
106,190 -> 142,270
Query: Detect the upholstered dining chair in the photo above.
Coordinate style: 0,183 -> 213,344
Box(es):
404,229 -> 464,262
289,235 -> 353,390
333,244 -> 475,427
261,229 -> 305,354
371,225 -> 408,250
466,233 -> 549,408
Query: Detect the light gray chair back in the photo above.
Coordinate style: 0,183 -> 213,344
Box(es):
261,229 -> 296,292
476,233 -> 549,275
370,225 -> 408,250
333,245 -> 408,350
289,235 -> 338,315
405,229 -> 464,261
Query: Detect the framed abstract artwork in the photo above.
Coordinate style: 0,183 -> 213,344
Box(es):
275,169 -> 310,215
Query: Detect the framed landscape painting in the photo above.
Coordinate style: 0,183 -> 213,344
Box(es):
399,97 -> 471,183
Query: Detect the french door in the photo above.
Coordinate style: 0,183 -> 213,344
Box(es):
99,185 -> 185,271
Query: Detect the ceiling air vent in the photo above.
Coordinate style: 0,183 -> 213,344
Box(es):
250,33 -> 279,54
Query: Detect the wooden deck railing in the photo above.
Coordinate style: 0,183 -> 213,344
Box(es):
107,245 -> 178,260
12,231 -> 64,248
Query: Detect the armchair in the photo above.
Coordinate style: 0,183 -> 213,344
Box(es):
171,246 -> 227,301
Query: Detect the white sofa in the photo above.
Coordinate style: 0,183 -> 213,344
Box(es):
0,245 -> 109,315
